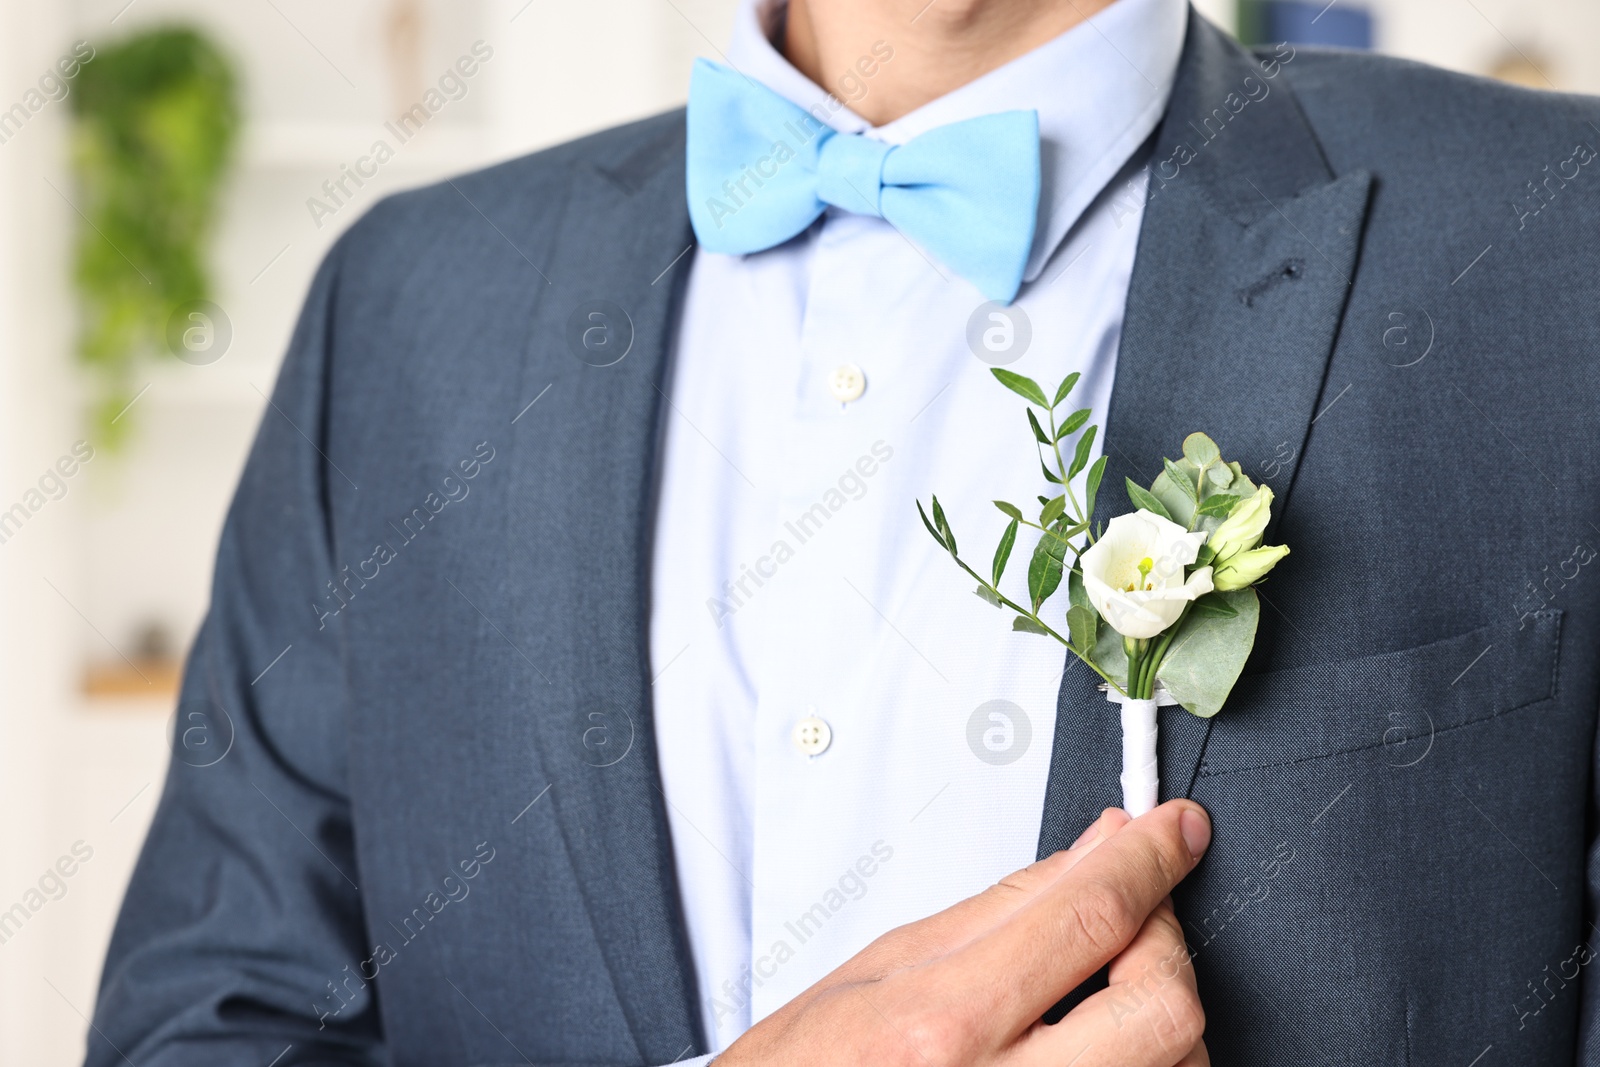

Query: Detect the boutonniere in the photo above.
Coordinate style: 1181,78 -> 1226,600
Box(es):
917,369 -> 1289,816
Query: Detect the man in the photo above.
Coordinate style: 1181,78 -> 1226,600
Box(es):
89,0 -> 1600,1063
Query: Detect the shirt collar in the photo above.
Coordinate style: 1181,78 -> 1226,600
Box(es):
723,0 -> 1189,283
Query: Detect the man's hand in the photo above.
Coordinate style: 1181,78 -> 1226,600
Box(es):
716,800 -> 1213,1067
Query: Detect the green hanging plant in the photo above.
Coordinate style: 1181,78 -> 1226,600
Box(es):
68,26 -> 240,450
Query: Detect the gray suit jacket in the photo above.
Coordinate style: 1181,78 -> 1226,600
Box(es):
88,12 -> 1600,1066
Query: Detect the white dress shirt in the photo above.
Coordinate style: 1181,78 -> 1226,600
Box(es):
648,0 -> 1187,1055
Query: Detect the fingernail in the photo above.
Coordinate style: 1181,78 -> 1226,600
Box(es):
1179,808 -> 1212,859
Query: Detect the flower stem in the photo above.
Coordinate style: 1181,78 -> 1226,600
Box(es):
1187,462 -> 1208,532
1137,603 -> 1192,698
1021,517 -> 1089,558
1045,407 -> 1085,525
950,554 -> 1128,697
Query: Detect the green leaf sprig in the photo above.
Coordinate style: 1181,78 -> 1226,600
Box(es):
916,368 -> 1117,689
917,376 -> 1288,717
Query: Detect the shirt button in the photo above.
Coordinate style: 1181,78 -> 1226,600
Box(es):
791,715 -> 833,756
827,363 -> 866,403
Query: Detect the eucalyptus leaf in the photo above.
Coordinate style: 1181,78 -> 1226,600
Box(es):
1206,464 -> 1234,488
1013,615 -> 1051,636
1053,372 -> 1081,407
1196,494 -> 1240,518
1067,604 -> 1097,652
1091,612 -> 1130,689
1154,457 -> 1258,537
1070,425 -> 1097,479
992,518 -> 1019,585
1151,457 -> 1200,527
1225,461 -> 1257,495
1203,467 -> 1260,537
1163,457 -> 1199,503
1156,588 -> 1259,717
1027,407 -> 1051,445
1182,433 -> 1221,467
1125,478 -> 1174,522
1190,592 -> 1239,619
992,368 -> 1049,407
1209,464 -> 1260,519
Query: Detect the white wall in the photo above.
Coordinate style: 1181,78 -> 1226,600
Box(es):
0,0 -> 1592,1063
0,3 -> 117,1064
1372,0 -> 1600,93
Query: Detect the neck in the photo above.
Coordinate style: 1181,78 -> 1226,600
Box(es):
783,0 -> 1118,125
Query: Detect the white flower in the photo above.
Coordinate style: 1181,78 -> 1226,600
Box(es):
1080,510 -> 1215,640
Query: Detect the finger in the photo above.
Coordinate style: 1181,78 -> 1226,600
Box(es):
837,809 -> 1133,982
952,799 -> 1210,1028
1108,901 -> 1197,999
1173,1039 -> 1211,1067
913,807 -> 1132,943
1015,901 -> 1204,1067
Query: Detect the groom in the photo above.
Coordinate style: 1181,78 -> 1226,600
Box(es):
89,0 -> 1600,1064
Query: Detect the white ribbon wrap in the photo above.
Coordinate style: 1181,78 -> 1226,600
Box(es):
1104,687 -> 1178,818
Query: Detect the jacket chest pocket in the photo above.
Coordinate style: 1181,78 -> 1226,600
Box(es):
1195,610 -> 1562,778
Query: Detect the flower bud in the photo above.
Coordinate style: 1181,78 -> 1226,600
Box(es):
1208,486 -> 1274,563
1212,543 -> 1290,591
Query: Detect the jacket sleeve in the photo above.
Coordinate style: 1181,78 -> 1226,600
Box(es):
1582,721 -> 1600,1059
86,235 -> 383,1067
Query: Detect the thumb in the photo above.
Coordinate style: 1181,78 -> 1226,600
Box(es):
834,808 -> 1133,982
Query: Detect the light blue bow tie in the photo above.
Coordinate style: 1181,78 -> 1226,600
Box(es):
686,59 -> 1041,304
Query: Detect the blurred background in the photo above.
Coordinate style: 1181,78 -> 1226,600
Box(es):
0,0 -> 1594,1061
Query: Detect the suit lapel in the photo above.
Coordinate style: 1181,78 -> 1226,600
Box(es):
499,121 -> 704,1061
1038,14 -> 1373,857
